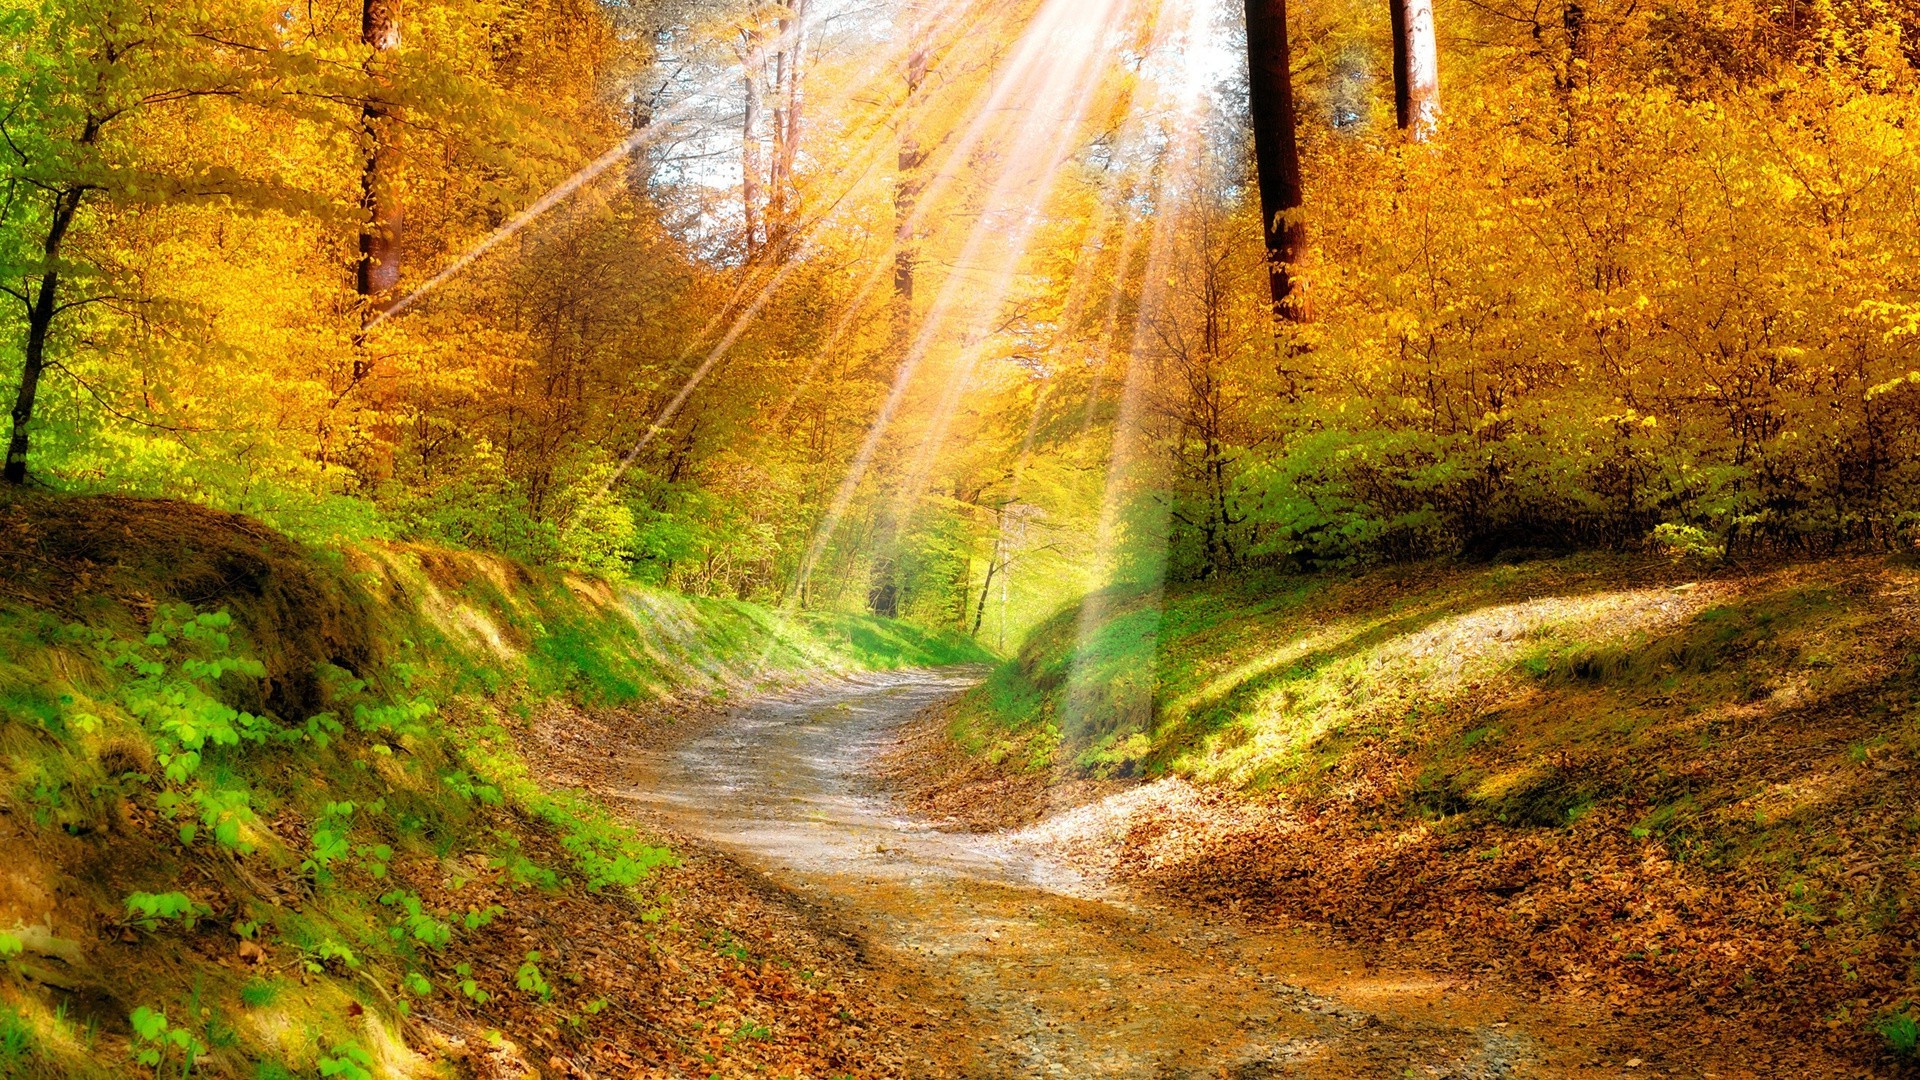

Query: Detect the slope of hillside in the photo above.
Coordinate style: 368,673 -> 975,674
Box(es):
907,554 -> 1920,1072
0,493 -> 986,1078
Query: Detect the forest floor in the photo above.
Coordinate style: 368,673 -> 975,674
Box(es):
8,493 -> 1907,1077
527,668 -> 1824,1078
876,555 -> 1920,1078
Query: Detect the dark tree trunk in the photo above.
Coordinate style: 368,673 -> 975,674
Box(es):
1389,0 -> 1410,128
357,0 -> 403,319
972,529 -> 1007,637
868,551 -> 900,617
1559,0 -> 1585,94
5,186 -> 86,485
1244,0 -> 1308,320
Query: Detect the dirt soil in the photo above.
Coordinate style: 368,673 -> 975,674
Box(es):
509,694 -> 988,1078
525,670 -> 1844,1079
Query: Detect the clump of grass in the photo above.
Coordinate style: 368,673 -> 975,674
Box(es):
0,1007 -> 33,1073
1880,1009 -> 1919,1059
238,979 -> 279,1008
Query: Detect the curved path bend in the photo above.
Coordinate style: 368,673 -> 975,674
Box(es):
624,670 -> 1627,1079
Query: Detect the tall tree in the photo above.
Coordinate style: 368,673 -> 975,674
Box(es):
1389,0 -> 1439,138
1243,0 -> 1308,320
737,9 -> 768,260
357,0 -> 405,321
893,38 -> 931,302
870,26 -> 932,617
1,0 -> 291,484
767,0 -> 811,256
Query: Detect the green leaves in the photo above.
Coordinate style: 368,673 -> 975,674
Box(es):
352,696 -> 435,738
443,770 -> 503,805
123,891 -> 211,933
317,1043 -> 374,1080
462,904 -> 503,931
107,607 -> 284,781
300,941 -> 358,974
1881,1009 -> 1920,1059
301,801 -> 391,883
514,951 -> 553,1001
379,890 -> 453,950
453,962 -> 491,1004
127,1006 -> 205,1076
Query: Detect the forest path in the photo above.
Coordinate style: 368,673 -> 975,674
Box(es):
617,671 -> 1629,1079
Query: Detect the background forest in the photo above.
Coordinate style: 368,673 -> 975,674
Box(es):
5,0 -> 1920,647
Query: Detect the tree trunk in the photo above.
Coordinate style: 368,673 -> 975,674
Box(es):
4,187 -> 86,485
357,0 -> 403,319
867,549 -> 900,616
1389,0 -> 1439,138
972,545 -> 1000,636
1244,0 -> 1308,321
893,42 -> 930,302
1562,0 -> 1585,85
742,27 -> 765,260
1556,0 -> 1585,141
767,0 -> 809,256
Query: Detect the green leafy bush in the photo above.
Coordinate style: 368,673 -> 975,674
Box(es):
453,962 -> 492,1004
124,892 -> 211,933
317,1043 -> 374,1080
129,1006 -> 206,1077
300,801 -> 391,883
300,941 -> 358,974
379,890 -> 453,950
514,951 -> 552,1001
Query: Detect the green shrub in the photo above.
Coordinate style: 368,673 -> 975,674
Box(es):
514,951 -> 552,1001
129,1006 -> 206,1078
453,962 -> 491,1004
379,890 -> 453,950
124,892 -> 211,933
300,801 -> 391,883
1651,522 -> 1726,560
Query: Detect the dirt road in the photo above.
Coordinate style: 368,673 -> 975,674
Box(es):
614,671 -> 1662,1079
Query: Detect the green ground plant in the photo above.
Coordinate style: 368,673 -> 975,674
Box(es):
1881,1010 -> 1920,1059
128,1007 -> 205,1078
123,893 -> 211,933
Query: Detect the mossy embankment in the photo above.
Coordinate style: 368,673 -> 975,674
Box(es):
0,492 -> 986,1079
921,553 -> 1920,1072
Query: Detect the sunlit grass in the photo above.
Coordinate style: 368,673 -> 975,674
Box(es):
959,556 -> 1912,806
1182,584 -> 1714,786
